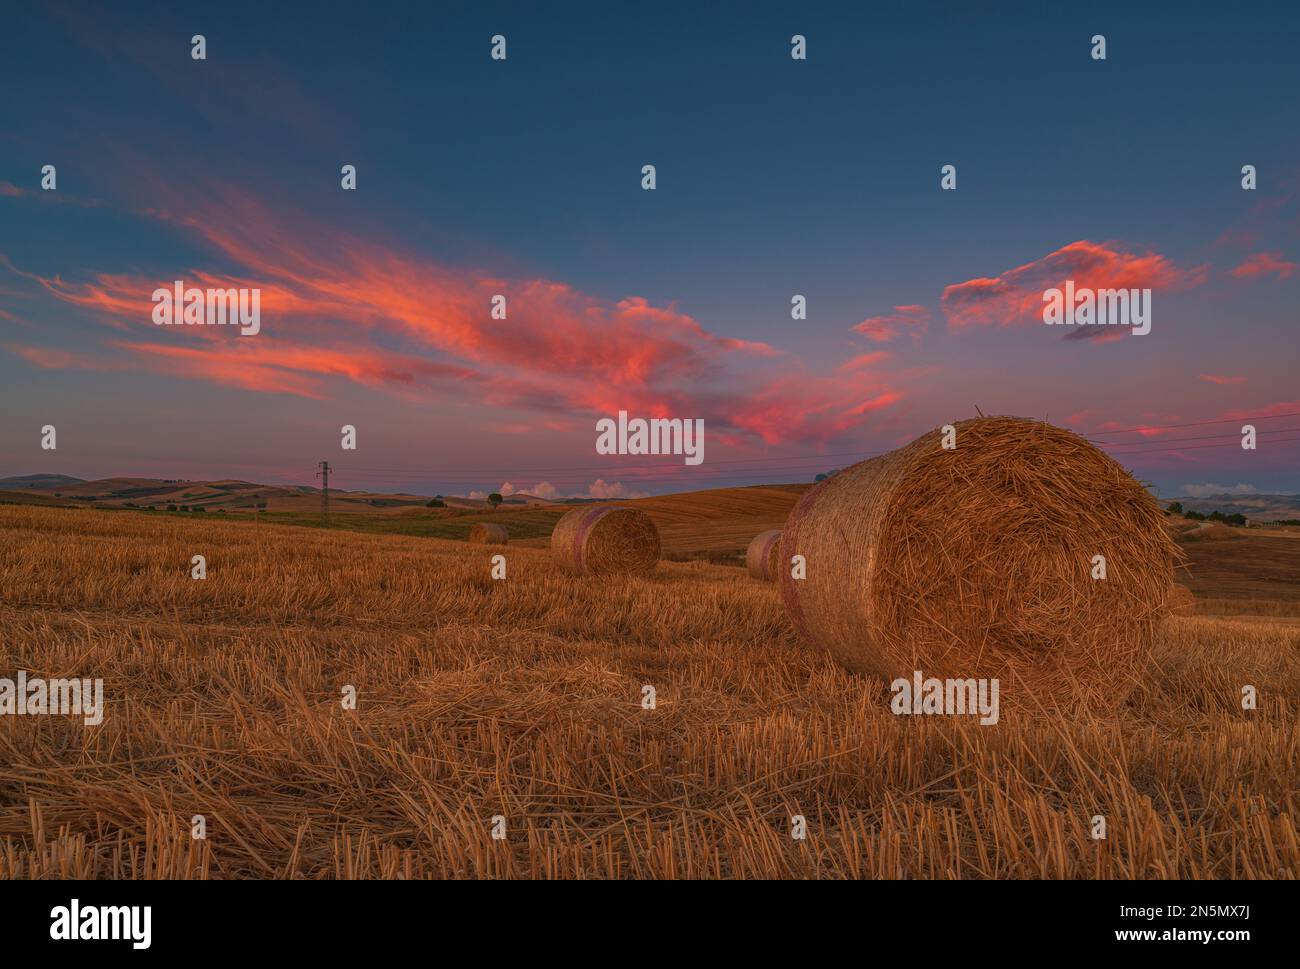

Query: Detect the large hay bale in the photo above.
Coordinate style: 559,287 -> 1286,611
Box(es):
778,417 -> 1179,710
467,523 -> 508,545
746,529 -> 783,581
551,505 -> 660,575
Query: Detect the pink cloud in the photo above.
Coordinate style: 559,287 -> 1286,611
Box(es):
941,240 -> 1206,334
6,182 -> 903,447
854,305 -> 929,344
838,351 -> 892,372
0,180 -> 102,208
1230,251 -> 1298,280
1092,419 -> 1177,439
1198,374 -> 1247,385
1224,400 -> 1300,420
6,344 -> 129,371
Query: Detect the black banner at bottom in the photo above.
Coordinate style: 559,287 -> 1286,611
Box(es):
0,878 -> 1275,956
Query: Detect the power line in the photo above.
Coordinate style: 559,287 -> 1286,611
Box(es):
320,448 -> 884,477
323,434 -> 1299,484
321,426 -> 1299,484
293,410 -> 1300,494
327,457 -> 873,481
314,436 -> 1300,495
1103,432 -> 1300,455
1089,424 -> 1300,447
1080,411 -> 1300,436
311,410 -> 1300,481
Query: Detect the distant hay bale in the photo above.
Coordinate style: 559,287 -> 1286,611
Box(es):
1168,582 -> 1196,616
778,417 -> 1179,711
1177,522 -> 1244,543
467,523 -> 508,545
746,529 -> 783,581
551,505 -> 660,575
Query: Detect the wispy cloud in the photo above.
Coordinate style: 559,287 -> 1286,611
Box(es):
853,305 -> 929,344
5,181 -> 904,446
940,240 -> 1206,337
1180,482 -> 1257,498
1230,251 -> 1298,280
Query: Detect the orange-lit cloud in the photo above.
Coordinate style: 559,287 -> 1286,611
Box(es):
0,180 -> 103,207
941,240 -> 1206,336
1084,416 -> 1181,439
838,351 -> 892,372
7,182 -> 904,446
1230,251 -> 1298,280
6,344 -> 129,371
854,305 -> 929,344
1224,400 -> 1300,420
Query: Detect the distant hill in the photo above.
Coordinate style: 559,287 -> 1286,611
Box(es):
0,474 -> 586,513
0,475 -> 431,513
0,474 -> 85,490
1174,493 -> 1300,522
504,493 -> 560,506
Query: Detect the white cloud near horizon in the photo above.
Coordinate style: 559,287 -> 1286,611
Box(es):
1179,482 -> 1258,498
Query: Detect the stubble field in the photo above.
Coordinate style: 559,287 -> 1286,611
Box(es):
1,503 -> 1297,878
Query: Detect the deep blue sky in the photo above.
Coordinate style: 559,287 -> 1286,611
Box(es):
2,1 -> 1298,499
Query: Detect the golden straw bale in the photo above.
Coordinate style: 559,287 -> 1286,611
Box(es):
746,529 -> 783,581
551,505 -> 660,575
467,523 -> 508,545
778,417 -> 1179,711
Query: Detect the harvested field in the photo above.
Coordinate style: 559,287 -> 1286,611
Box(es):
0,504 -> 1297,879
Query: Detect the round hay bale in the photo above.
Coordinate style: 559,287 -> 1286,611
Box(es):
746,529 -> 783,581
551,505 -> 660,575
467,523 -> 508,545
1177,522 -> 1244,543
778,416 -> 1179,711
1168,582 -> 1196,616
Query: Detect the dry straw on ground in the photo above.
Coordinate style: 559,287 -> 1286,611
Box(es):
779,416 -> 1180,712
747,529 -> 782,581
0,504 -> 1295,879
551,505 -> 660,575
467,523 -> 508,545
1169,583 -> 1197,616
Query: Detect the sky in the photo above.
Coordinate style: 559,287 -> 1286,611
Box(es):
2,1 -> 1298,501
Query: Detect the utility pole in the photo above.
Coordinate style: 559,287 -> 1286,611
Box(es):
316,461 -> 331,525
